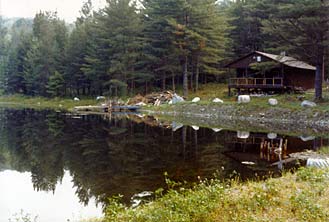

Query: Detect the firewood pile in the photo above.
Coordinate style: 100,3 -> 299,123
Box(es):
128,91 -> 175,106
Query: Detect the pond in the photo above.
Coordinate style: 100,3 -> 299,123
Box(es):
0,108 -> 328,221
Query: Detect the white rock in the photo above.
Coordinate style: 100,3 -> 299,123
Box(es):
168,100 -> 173,105
268,98 -> 278,106
267,133 -> 277,139
300,136 -> 316,141
136,102 -> 147,106
96,96 -> 106,100
238,95 -> 251,104
192,97 -> 201,103
191,125 -> 199,131
237,131 -> 250,139
242,161 -> 256,165
213,98 -> 224,103
212,128 -> 223,133
301,100 -> 317,107
73,97 -> 80,101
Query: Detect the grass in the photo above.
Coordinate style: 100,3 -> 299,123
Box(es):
100,167 -> 329,222
0,94 -> 99,111
152,83 -> 329,113
0,84 -> 328,112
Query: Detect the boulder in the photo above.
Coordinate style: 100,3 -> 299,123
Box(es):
172,94 -> 185,104
301,100 -> 316,108
192,97 -> 201,103
238,95 -> 251,104
213,98 -> 224,103
268,98 -> 278,106
73,97 -> 80,101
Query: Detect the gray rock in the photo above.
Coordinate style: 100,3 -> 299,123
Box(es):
301,100 -> 316,107
172,93 -> 185,104
172,122 -> 184,131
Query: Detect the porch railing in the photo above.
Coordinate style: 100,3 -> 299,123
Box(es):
229,78 -> 283,87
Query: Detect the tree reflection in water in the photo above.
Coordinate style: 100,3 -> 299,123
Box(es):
0,108 -> 326,208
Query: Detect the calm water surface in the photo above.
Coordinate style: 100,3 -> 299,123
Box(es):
0,108 -> 328,221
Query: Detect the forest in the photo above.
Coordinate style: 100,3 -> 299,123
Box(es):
0,0 -> 328,99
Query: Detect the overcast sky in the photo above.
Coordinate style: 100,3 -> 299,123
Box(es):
1,0 -> 107,23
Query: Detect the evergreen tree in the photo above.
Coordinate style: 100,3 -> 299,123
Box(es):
0,17 -> 8,92
24,12 -> 68,96
261,0 -> 329,99
65,0 -> 94,96
46,71 -> 65,97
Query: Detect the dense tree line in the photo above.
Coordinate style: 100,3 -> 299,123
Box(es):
0,0 -> 328,98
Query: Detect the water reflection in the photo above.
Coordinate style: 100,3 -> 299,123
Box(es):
0,108 -> 328,214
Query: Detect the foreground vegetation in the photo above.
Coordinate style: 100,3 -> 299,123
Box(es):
101,167 -> 329,222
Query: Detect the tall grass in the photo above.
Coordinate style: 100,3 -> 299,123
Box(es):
101,167 -> 329,222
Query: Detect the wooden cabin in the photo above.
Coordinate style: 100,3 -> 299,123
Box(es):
225,51 -> 316,95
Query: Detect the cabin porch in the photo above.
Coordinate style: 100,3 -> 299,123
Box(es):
228,77 -> 285,96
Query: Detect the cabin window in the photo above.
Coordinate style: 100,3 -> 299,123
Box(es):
256,56 -> 262,62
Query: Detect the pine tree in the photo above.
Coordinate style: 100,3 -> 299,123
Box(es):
65,0 -> 94,96
24,12 -> 68,96
46,71 -> 65,97
261,0 -> 329,100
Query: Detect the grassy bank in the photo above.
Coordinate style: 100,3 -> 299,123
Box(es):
0,94 -> 98,111
102,167 -> 329,222
167,83 -> 329,112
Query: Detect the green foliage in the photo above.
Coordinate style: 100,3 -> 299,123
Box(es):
46,71 -> 65,97
102,168 -> 329,222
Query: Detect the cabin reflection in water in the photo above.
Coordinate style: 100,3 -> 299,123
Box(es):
223,131 -> 327,169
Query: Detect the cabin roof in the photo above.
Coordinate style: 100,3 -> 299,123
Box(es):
225,51 -> 316,71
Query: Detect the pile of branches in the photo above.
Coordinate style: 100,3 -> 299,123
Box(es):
129,91 -> 175,106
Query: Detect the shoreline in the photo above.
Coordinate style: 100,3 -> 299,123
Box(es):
143,103 -> 329,136
1,95 -> 329,136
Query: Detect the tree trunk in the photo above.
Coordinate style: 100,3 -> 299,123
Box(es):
162,73 -> 166,91
315,62 -> 323,100
190,59 -> 194,92
183,55 -> 188,97
172,71 -> 176,92
195,56 -> 199,92
145,81 -> 148,94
